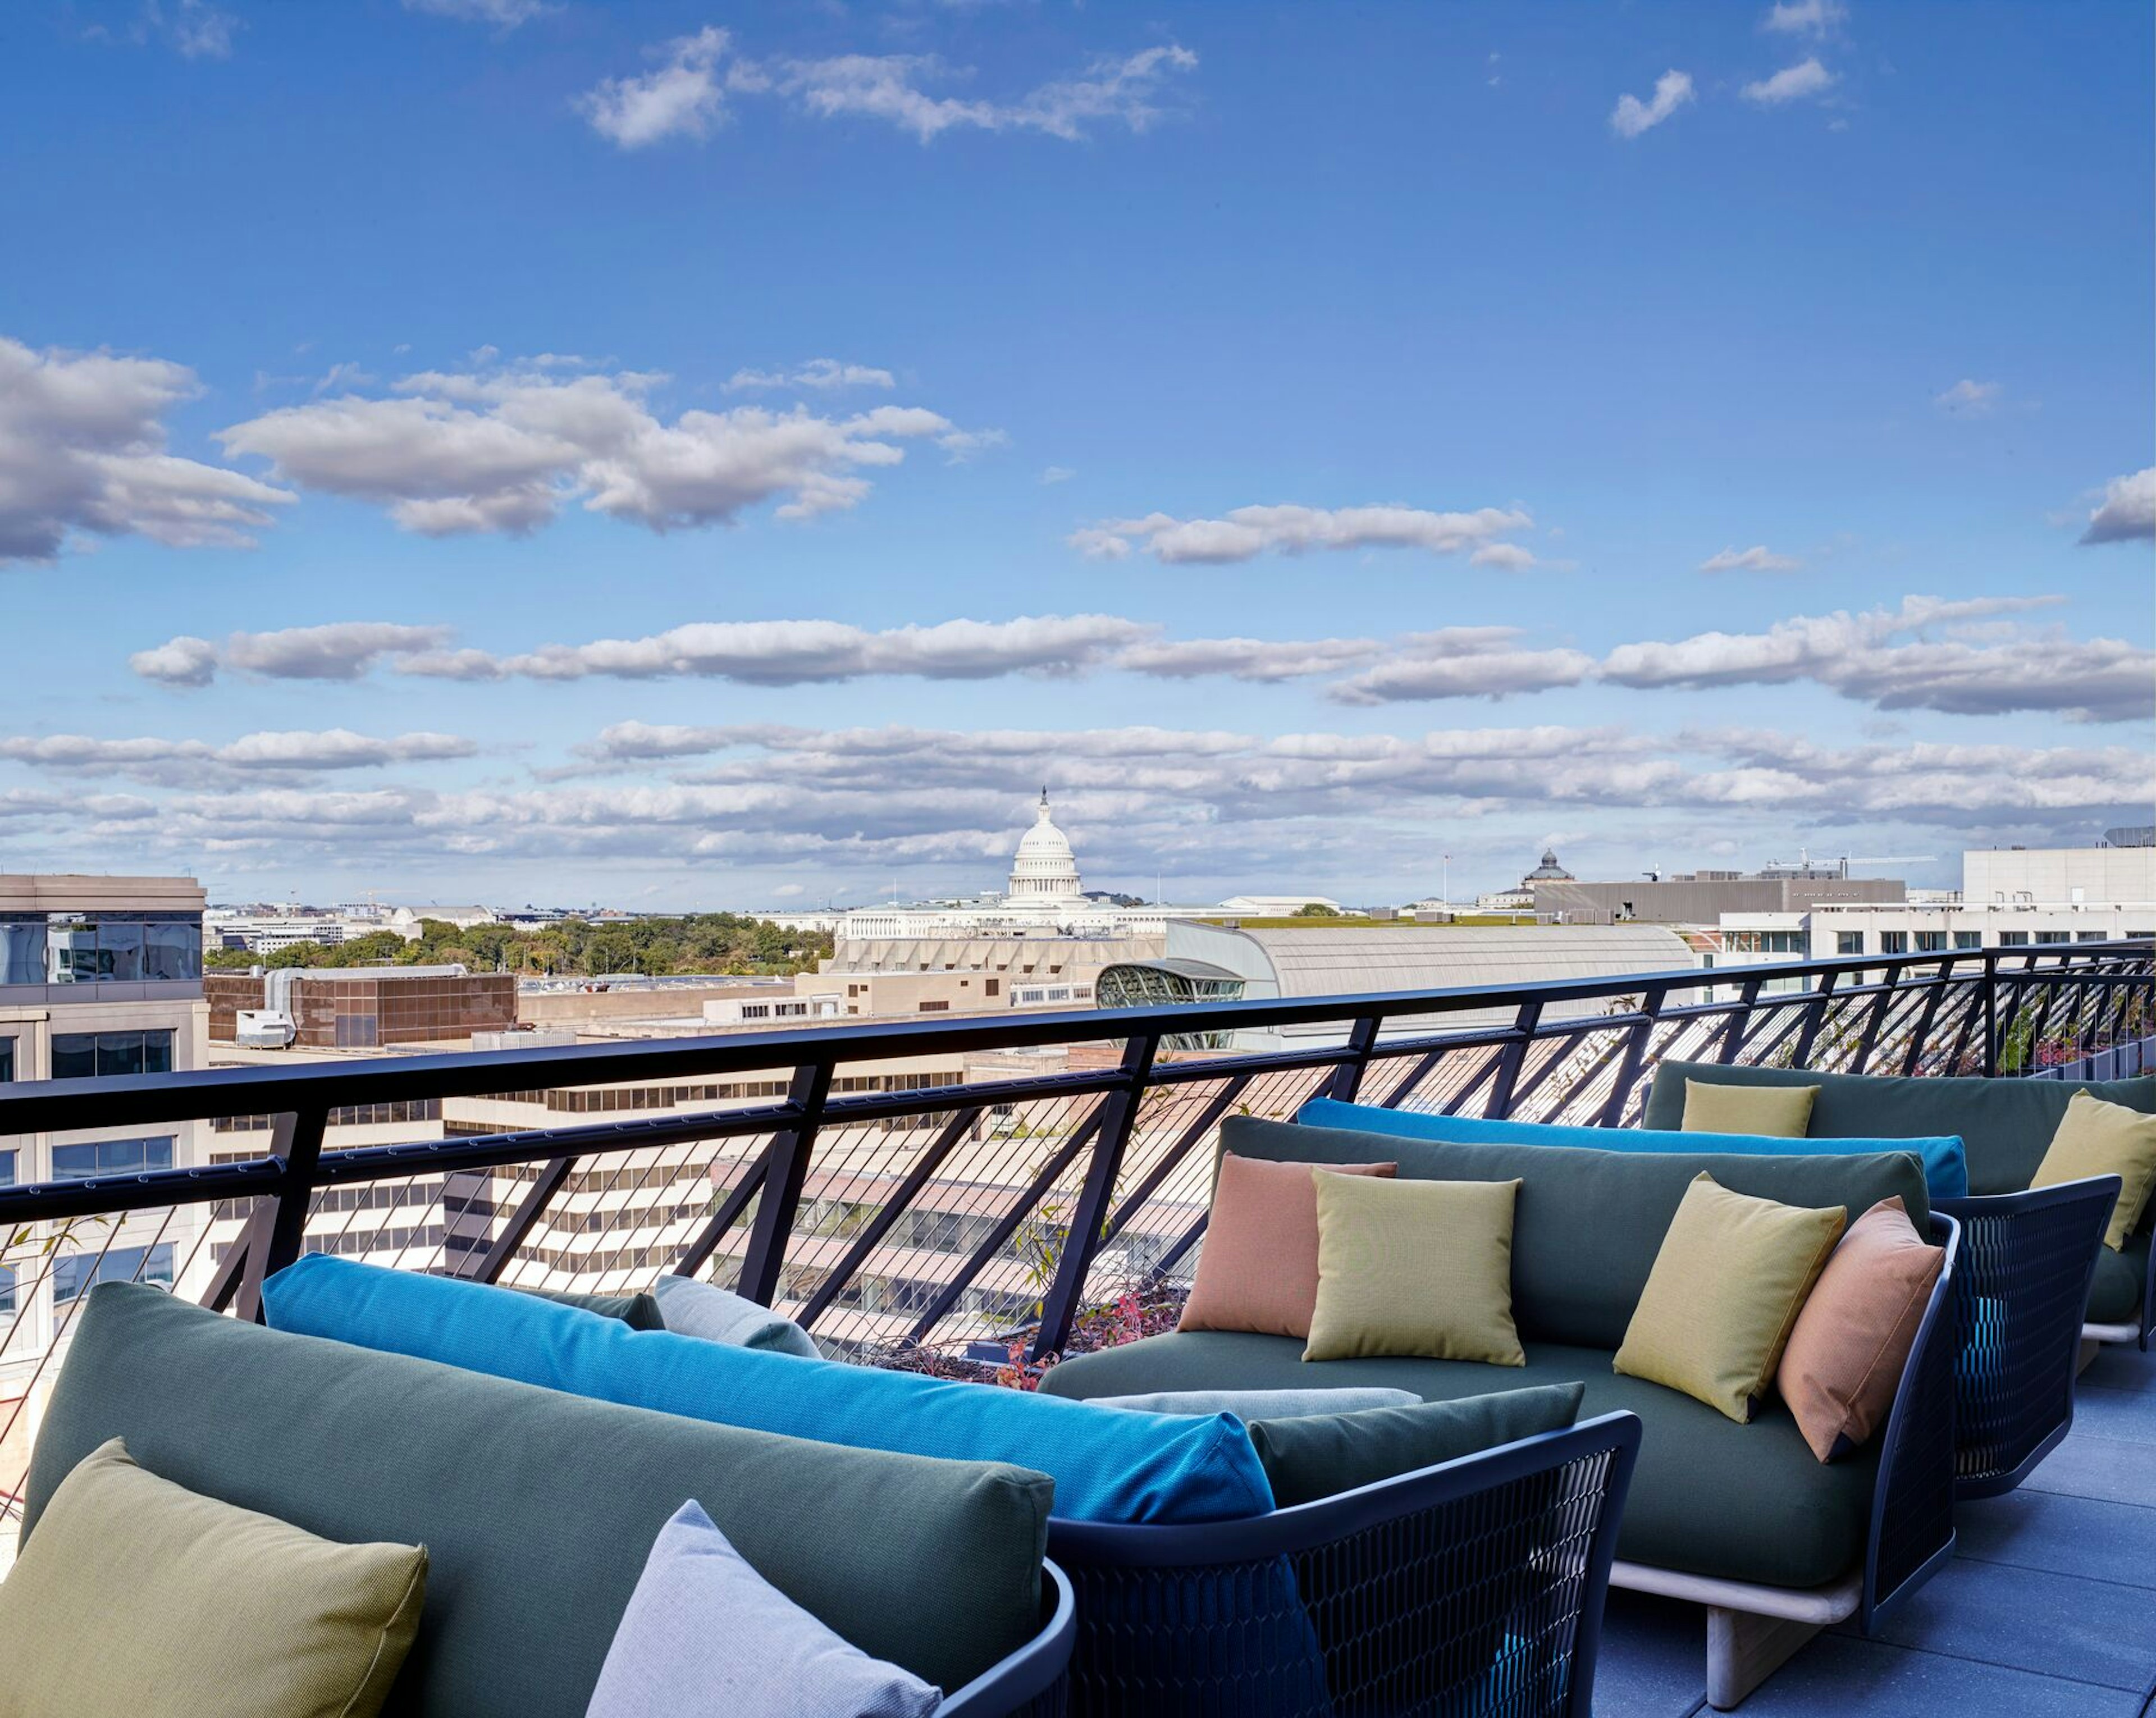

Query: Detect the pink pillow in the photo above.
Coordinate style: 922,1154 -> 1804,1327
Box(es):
1179,1154 -> 1397,1340
1777,1196 -> 1943,1463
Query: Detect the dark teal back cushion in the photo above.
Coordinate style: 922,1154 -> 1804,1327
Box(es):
1223,1114 -> 1931,1351
1249,1382 -> 1586,1509
510,1283 -> 666,1330
264,1254 -> 1275,1526
1298,1096 -> 1969,1201
1644,1061 -> 2156,1198
23,1284 -> 1051,1712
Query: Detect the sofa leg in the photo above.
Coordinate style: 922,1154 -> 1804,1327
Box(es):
1706,1607 -> 1822,1710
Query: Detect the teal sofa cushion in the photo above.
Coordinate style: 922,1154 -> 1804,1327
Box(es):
1044,1330 -> 1876,1591
1249,1382 -> 1586,1508
24,1284 -> 1052,1711
1644,1061 -> 2156,1201
265,1255 -> 1275,1526
1299,1096 -> 1970,1201
1223,1115 -> 1931,1351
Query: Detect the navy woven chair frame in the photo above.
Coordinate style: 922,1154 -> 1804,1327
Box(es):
1043,1412 -> 1642,1718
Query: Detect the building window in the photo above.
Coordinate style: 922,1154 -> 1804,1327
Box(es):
50,1030 -> 175,1080
0,1036 -> 12,1082
984,979 -> 999,997
31,917 -> 202,984
918,1000 -> 950,1013
2077,931 -> 2105,942
2035,931 -> 2070,945
0,921 -> 44,985
51,1136 -> 175,1180
1953,931 -> 1981,949
1915,931 -> 1947,952
52,1242 -> 176,1303
1879,932 -> 1909,954
0,1148 -> 14,1185
1998,931 -> 2029,947
1835,932 -> 1863,956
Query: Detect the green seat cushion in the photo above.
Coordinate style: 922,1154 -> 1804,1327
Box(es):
2088,1230 -> 2150,1324
24,1285 -> 1052,1713
1249,1382 -> 1585,1508
1225,1114 -> 1929,1351
1645,1061 -> 2156,1200
1044,1331 -> 1879,1592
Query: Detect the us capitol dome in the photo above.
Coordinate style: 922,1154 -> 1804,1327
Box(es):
1006,789 -> 1085,904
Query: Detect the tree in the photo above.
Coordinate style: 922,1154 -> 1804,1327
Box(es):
1292,902 -> 1341,918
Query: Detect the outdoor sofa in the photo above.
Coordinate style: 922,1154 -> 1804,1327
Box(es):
1040,1116 -> 1962,1711
259,1255 -> 1642,1718
16,1282 -> 1075,1718
1647,1061 -> 2150,1495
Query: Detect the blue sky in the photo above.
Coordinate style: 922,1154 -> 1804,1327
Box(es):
1,0 -> 2149,911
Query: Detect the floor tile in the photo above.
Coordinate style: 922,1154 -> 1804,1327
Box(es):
1844,1557 -> 2156,1692
1592,1592 -> 1707,1717
2072,1386 -> 2156,1446
1735,1635 -> 2143,1718
2025,1434 -> 2156,1509
2080,1348 -> 2156,1396
1954,1487 -> 2156,1589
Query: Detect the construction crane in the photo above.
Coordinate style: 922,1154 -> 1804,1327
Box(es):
1762,849 -> 1935,879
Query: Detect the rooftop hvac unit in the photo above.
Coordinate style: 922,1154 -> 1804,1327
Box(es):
235,1009 -> 296,1049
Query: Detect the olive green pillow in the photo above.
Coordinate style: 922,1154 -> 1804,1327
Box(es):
1681,1077 -> 1818,1139
1306,1171 -> 1525,1366
2031,1090 -> 2156,1250
1614,1173 -> 1846,1422
1250,1382 -> 1586,1507
0,1438 -> 427,1717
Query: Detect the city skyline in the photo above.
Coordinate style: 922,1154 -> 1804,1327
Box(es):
1,1 -> 2151,908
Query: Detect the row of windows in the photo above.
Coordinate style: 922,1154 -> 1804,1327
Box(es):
479,1075 -> 944,1115
212,1099 -> 442,1132
210,1226 -> 449,1268
51,1030 -> 176,1081
53,1243 -> 176,1304
0,920 -> 203,986
51,1137 -> 174,1180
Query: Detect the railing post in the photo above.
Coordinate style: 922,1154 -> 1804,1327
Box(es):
1851,962 -> 1903,1075
1790,969 -> 1840,1070
1899,958 -> 1953,1077
1324,1013 -> 1383,1102
234,1106 -> 326,1323
1597,985 -> 1668,1127
1982,953 -> 2001,1077
734,1060 -> 834,1308
1031,1033 -> 1160,1362
1716,979 -> 1763,1064
1486,999 -> 1543,1120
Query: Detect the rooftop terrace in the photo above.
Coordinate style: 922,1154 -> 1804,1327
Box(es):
1,939 -> 2150,1714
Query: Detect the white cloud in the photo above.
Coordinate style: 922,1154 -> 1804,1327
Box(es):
774,43 -> 1198,144
0,335 -> 293,564
108,0 -> 239,58
0,728 -> 475,784
407,614 -> 1151,684
1700,544 -> 1802,573
130,623 -> 453,686
581,34 -> 1196,150
1118,637 -> 1386,682
1040,465 -> 1076,485
1763,0 -> 1848,35
725,359 -> 896,392
936,427 -> 1008,464
1330,634 -> 1598,705
218,358 -> 961,536
1742,58 -> 1835,104
1611,70 -> 1693,139
1073,502 -> 1533,565
578,26 -> 734,149
403,0 -> 553,25
1935,378 -> 2000,415
2079,467 -> 2155,545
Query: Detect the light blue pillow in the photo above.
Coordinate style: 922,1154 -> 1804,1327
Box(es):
587,1501 -> 940,1718
651,1273 -> 823,1359
1091,1387 -> 1419,1419
1296,1096 -> 1970,1201
264,1255 -> 1275,1525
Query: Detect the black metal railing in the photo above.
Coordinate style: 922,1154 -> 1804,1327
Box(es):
1,939 -> 2149,1509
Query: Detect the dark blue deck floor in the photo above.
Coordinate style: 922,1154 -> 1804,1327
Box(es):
1594,1345 -> 2156,1716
